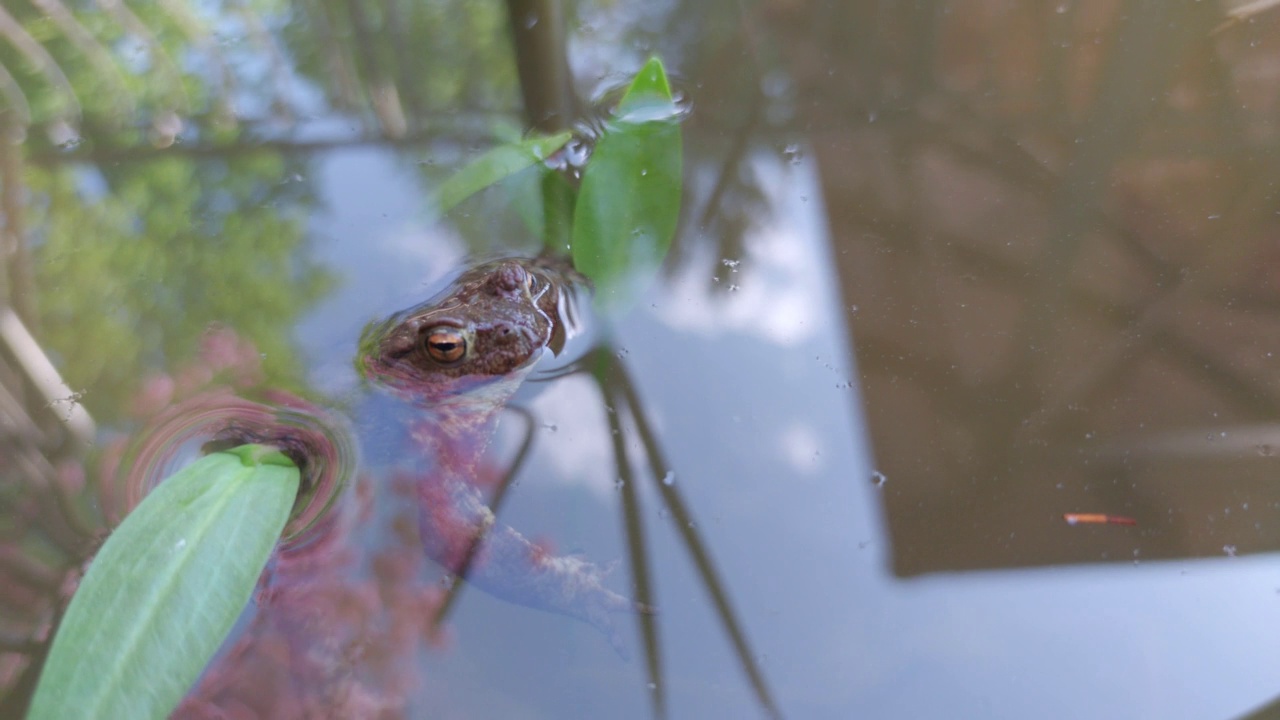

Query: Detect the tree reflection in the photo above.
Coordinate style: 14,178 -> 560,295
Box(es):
1,0 -> 336,424
283,0 -> 519,138
27,155 -> 331,424
751,0 -> 1280,575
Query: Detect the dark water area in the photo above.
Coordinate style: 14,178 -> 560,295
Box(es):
3,1 -> 1280,718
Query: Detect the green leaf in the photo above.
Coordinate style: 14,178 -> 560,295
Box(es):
617,56 -> 677,121
572,57 -> 683,311
29,445 -> 301,720
432,132 -> 573,215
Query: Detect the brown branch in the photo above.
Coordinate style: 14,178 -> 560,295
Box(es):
0,116 -> 31,325
605,349 -> 782,720
595,351 -> 665,719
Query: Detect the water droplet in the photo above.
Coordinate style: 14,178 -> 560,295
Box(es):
728,284 -> 740,292
871,470 -> 887,487
721,258 -> 741,271
648,683 -> 658,690
662,471 -> 676,486
1223,545 -> 1238,557
615,478 -> 625,490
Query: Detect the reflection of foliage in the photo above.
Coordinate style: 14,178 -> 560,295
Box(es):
282,0 -> 537,257
283,0 -> 519,137
1,0 -> 336,427
27,154 -> 332,424
0,0 -> 235,149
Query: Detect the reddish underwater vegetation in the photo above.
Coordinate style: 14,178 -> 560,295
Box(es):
0,326 -> 451,717
175,477 -> 449,719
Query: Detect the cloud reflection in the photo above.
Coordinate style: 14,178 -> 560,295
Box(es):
658,153 -> 832,347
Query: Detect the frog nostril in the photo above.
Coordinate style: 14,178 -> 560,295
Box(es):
488,263 -> 528,294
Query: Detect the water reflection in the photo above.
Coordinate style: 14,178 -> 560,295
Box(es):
775,1 -> 1280,576
4,0 -> 1280,718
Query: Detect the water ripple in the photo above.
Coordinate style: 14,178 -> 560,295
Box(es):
110,388 -> 355,544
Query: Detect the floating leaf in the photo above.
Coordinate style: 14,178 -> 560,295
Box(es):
432,131 -> 573,215
29,445 -> 301,720
572,57 -> 683,311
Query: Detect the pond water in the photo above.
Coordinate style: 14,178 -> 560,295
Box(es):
3,1 -> 1280,718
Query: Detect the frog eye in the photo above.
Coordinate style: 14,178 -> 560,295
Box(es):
423,327 -> 467,364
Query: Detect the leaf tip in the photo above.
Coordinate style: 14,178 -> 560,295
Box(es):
619,57 -> 674,112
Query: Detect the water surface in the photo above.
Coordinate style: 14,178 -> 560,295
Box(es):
3,1 -> 1280,718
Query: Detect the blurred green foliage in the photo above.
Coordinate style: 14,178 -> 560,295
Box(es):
282,0 -> 520,131
27,155 -> 332,423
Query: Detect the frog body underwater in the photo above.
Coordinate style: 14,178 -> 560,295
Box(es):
359,257 -> 648,652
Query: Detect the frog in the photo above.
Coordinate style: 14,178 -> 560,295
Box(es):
358,256 -> 650,654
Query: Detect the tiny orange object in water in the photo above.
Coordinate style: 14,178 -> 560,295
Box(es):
1063,513 -> 1137,526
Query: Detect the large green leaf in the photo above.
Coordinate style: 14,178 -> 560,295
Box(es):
572,57 -> 683,310
29,445 -> 301,720
431,131 -> 573,215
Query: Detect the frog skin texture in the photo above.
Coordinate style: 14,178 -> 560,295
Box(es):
359,257 -> 649,653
